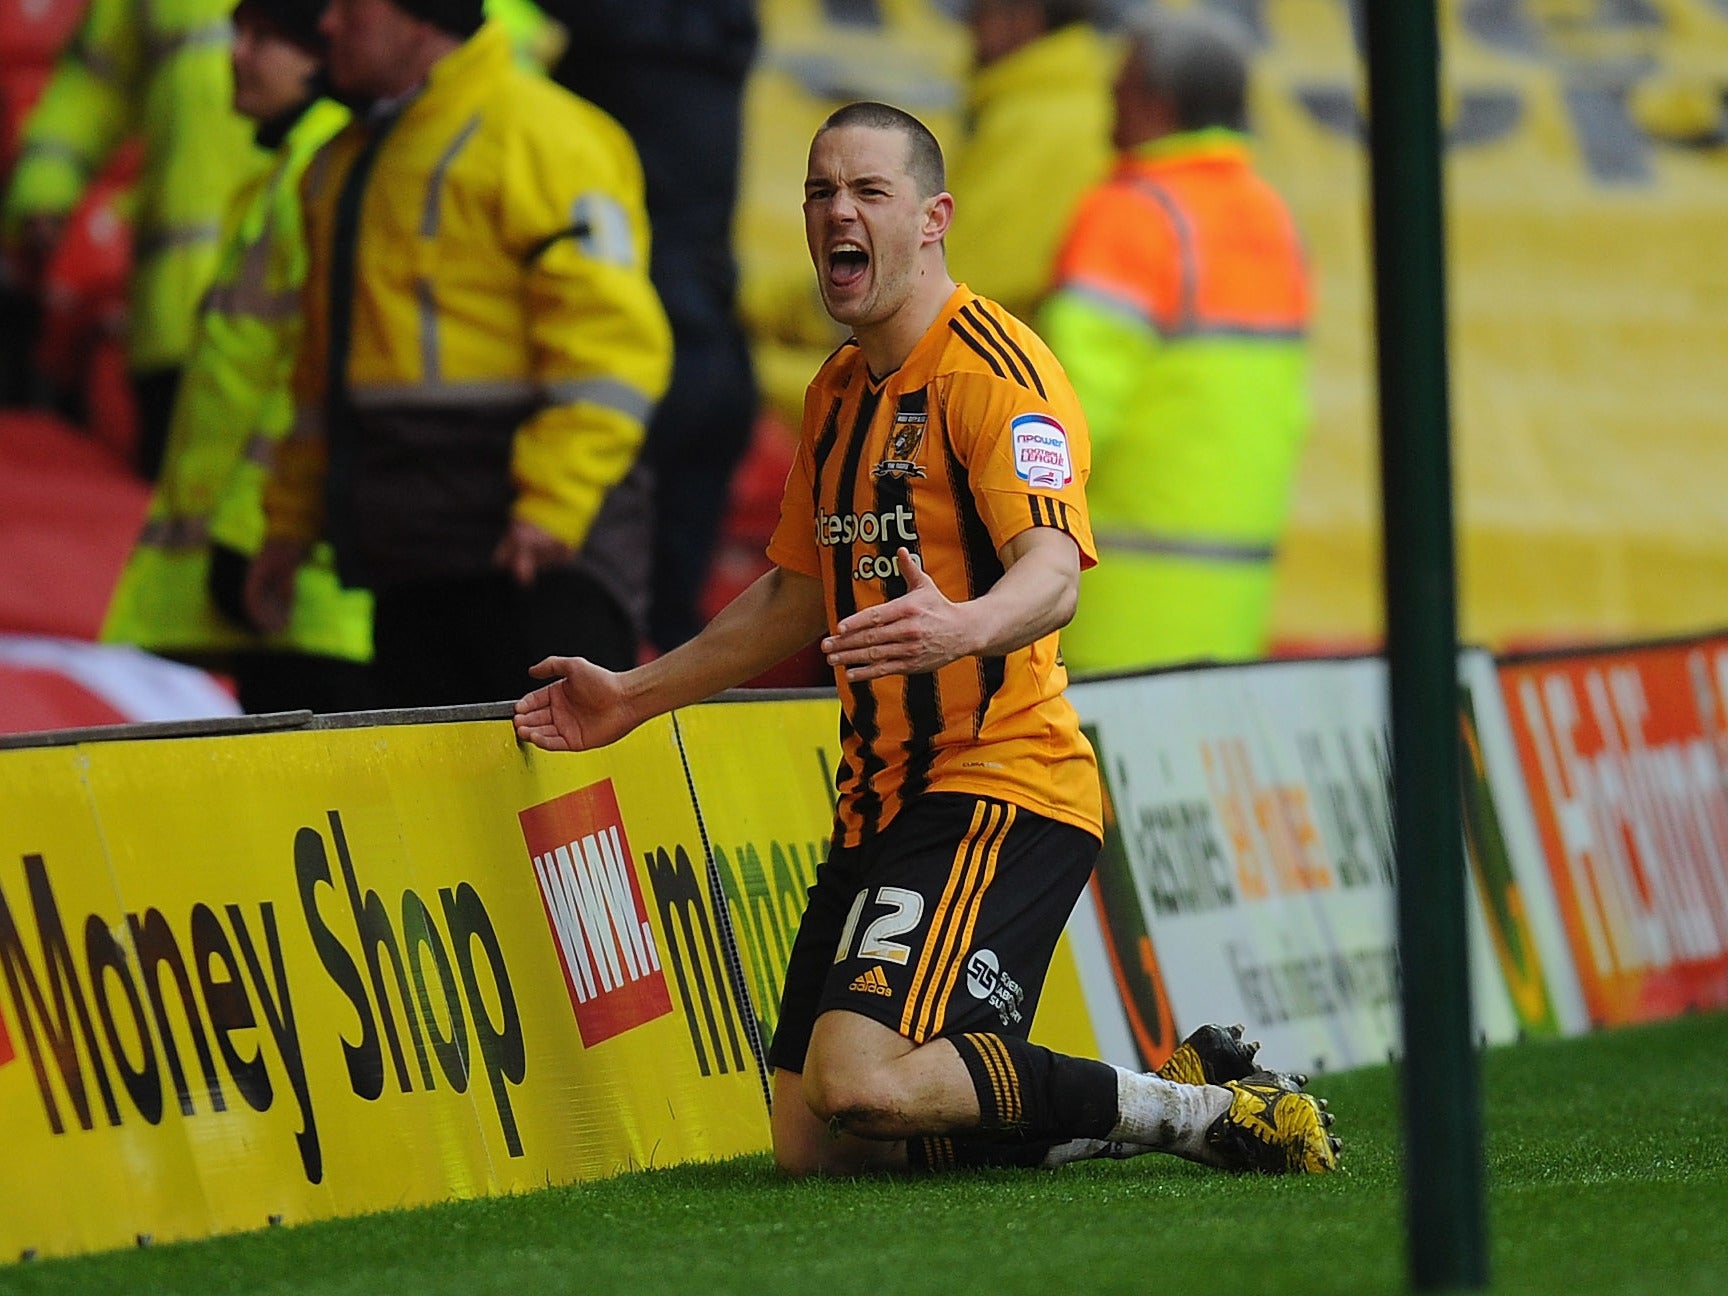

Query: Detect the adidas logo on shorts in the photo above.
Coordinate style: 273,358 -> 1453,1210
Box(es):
848,965 -> 893,997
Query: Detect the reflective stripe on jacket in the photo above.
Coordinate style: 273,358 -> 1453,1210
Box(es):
267,22 -> 671,613
1040,129 -> 1311,669
3,0 -> 259,371
102,99 -> 372,662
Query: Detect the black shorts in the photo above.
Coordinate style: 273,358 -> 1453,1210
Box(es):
766,793 -> 1100,1074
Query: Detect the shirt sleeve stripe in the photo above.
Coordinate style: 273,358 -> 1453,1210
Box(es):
970,303 -> 1048,399
958,305 -> 1033,392
948,316 -> 1009,381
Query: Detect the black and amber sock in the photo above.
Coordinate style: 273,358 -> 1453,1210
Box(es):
906,1135 -> 1054,1172
948,1032 -> 1118,1141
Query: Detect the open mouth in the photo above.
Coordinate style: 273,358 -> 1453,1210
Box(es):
828,242 -> 869,289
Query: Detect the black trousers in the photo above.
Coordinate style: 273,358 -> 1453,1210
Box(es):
132,366 -> 182,483
368,568 -> 635,709
646,325 -> 756,651
232,653 -> 378,716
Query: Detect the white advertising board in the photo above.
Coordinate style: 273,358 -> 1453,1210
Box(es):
1066,657 -> 1524,1075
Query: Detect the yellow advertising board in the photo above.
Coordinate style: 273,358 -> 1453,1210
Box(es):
4,690 -> 1129,1262
674,696 -> 843,1056
0,716 -> 768,1261
675,696 -> 1101,1065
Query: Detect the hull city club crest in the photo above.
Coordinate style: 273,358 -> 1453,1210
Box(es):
875,394 -> 929,480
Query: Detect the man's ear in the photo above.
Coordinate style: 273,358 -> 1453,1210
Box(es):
923,191 -> 955,245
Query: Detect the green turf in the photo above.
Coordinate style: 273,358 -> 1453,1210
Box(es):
5,1014 -> 1726,1296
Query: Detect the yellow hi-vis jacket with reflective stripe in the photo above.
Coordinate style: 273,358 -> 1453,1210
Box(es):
2,0 -> 259,372
102,99 -> 372,663
265,22 -> 672,577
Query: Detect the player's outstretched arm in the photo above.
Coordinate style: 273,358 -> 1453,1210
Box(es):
515,564 -> 828,752
822,528 -> 1080,682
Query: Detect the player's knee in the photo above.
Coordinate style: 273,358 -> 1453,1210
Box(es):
801,1055 -> 897,1131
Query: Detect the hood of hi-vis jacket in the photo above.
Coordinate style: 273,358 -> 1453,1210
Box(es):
274,21 -> 672,556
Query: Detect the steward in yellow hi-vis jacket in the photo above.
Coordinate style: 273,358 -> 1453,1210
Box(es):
103,0 -> 374,716
1041,7 -> 1310,673
252,5 -> 671,708
946,7 -> 1114,326
2,0 -> 260,476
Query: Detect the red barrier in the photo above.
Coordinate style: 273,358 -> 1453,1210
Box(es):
0,409 -> 146,640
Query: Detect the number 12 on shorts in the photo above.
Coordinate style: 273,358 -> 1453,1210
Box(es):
834,887 -> 925,965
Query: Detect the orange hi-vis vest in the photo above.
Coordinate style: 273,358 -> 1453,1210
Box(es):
1055,133 -> 1309,353
1041,129 -> 1311,669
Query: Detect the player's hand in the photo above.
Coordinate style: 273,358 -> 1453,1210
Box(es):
244,536 -> 310,635
514,656 -> 638,752
822,548 -> 974,681
493,518 -> 572,587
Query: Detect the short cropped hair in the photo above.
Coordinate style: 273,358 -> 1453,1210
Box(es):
1121,3 -> 1252,132
817,101 -> 948,199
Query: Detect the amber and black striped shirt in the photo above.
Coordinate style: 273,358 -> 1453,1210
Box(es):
768,286 -> 1103,847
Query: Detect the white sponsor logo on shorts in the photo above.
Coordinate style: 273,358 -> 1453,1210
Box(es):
966,948 -> 1026,1027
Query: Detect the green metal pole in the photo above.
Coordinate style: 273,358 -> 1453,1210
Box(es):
1361,0 -> 1488,1289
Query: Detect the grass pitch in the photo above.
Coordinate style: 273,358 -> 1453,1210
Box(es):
5,1013 -> 1726,1296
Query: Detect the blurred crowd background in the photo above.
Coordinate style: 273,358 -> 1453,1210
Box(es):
3,0 -> 1726,732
